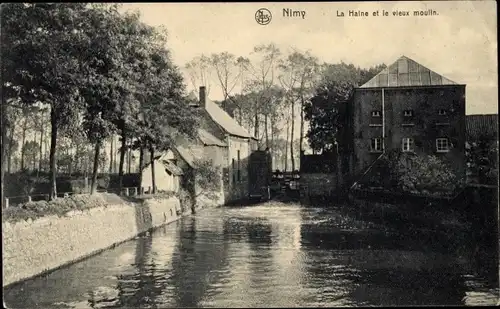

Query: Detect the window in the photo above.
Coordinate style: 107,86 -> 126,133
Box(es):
436,138 -> 450,153
237,150 -> 241,182
370,138 -> 383,152
403,110 -> 413,117
402,138 -> 414,152
371,111 -> 381,117
438,109 -> 447,116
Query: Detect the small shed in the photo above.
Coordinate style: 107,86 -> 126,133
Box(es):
141,154 -> 184,193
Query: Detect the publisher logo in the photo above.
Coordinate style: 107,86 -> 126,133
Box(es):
255,8 -> 272,25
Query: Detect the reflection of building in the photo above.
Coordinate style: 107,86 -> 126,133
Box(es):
170,216 -> 231,307
342,56 -> 466,183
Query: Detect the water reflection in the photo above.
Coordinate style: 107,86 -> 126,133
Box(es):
3,203 -> 499,308
170,215 -> 232,307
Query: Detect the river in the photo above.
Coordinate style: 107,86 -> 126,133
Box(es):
4,201 -> 499,308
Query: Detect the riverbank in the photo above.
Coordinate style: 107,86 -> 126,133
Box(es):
2,193 -> 184,287
303,186 -> 498,254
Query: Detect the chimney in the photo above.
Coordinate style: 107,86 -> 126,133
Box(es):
199,86 -> 206,108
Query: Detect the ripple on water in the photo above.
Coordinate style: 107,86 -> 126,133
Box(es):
3,202 -> 498,308
462,291 -> 499,306
53,300 -> 93,309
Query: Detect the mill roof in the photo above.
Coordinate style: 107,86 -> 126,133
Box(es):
359,55 -> 458,88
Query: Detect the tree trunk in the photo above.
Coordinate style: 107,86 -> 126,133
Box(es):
118,126 -> 126,191
68,150 -> 73,177
290,100 -> 295,172
20,117 -> 27,171
264,114 -> 269,149
299,97 -> 305,154
49,108 -> 58,200
90,141 -> 101,194
7,122 -> 15,174
74,143 -> 80,174
44,131 -> 49,171
1,91 -> 6,205
109,136 -> 114,173
38,111 -> 44,176
127,146 -> 131,174
270,118 -> 275,170
150,147 -> 156,194
138,145 -> 144,193
254,112 -> 259,142
84,151 -> 88,179
285,117 -> 289,172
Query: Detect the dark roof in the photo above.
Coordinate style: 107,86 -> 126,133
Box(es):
162,159 -> 184,176
205,97 -> 255,139
466,114 -> 498,140
198,128 -> 226,147
144,156 -> 184,176
174,144 -> 206,169
360,56 -> 458,88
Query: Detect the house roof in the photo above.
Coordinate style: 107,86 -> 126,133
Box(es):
144,155 -> 184,176
198,128 -> 226,147
466,114 -> 498,140
175,144 -> 205,169
359,56 -> 458,88
162,159 -> 184,176
205,98 -> 256,139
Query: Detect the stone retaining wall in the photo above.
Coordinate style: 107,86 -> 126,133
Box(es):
2,196 -> 182,287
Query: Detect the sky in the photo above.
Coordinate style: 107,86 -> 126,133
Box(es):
121,1 -> 498,116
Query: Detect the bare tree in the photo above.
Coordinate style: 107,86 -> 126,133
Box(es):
185,54 -> 213,96
278,55 -> 300,171
210,53 -> 249,102
244,43 -> 282,145
279,50 -> 320,170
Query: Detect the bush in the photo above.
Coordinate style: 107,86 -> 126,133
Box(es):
4,173 -> 51,197
192,159 -> 221,201
177,188 -> 193,213
4,172 -> 115,197
108,173 -> 139,189
364,150 -> 459,196
2,194 -> 110,223
399,154 -> 458,194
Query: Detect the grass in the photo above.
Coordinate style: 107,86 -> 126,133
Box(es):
2,191 -> 178,224
2,194 -> 113,224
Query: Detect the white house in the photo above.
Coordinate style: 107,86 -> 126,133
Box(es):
141,152 -> 184,193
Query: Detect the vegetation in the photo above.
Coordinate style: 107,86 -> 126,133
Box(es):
466,136 -> 498,185
1,3 -> 199,201
304,63 -> 386,154
180,158 -> 221,213
364,149 -> 460,196
2,194 -> 111,223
